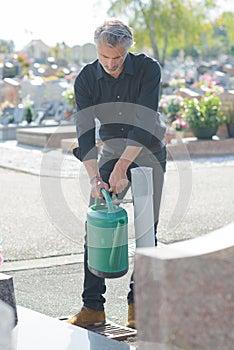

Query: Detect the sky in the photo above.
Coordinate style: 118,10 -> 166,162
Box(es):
0,0 -> 233,51
0,0 -> 110,50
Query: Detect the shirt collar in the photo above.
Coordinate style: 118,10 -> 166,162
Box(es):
96,53 -> 134,80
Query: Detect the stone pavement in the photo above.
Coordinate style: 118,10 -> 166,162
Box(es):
0,140 -> 234,348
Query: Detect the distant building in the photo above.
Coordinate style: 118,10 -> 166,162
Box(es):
82,43 -> 97,63
71,43 -> 96,64
21,40 -> 49,63
71,45 -> 82,64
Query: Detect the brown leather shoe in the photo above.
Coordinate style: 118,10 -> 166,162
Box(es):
126,303 -> 136,329
66,307 -> 106,328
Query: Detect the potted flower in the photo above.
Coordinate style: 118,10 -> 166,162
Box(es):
62,85 -> 75,119
0,100 -> 14,115
62,88 -> 75,107
171,117 -> 188,143
159,95 -> 184,124
183,93 -> 225,139
22,95 -> 34,124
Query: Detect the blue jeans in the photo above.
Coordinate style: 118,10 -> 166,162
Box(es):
82,146 -> 167,311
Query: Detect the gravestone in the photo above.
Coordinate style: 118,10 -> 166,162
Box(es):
44,79 -> 68,104
219,90 -> 234,113
21,80 -> 45,109
0,273 -> 18,326
174,87 -> 201,99
0,300 -> 14,350
135,222 -> 234,350
13,106 -> 25,124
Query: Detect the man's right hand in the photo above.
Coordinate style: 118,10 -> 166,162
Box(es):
91,177 -> 109,198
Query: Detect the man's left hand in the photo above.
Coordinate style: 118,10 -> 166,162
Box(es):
109,167 -> 129,194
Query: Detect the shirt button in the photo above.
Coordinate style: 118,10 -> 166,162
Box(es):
121,128 -> 124,131
118,112 -> 122,116
117,95 -> 120,99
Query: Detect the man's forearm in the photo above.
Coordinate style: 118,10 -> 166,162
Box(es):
115,145 -> 142,172
83,158 -> 109,198
83,159 -> 100,179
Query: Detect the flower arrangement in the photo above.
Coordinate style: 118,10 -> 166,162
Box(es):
0,100 -> 14,115
22,94 -> 34,108
183,93 -> 225,128
62,86 -> 75,106
15,52 -> 30,76
171,117 -> 188,131
159,95 -> 184,124
191,74 -> 224,95
22,95 -> 34,123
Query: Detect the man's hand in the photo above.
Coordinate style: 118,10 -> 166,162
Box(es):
109,145 -> 142,194
91,178 -> 109,198
109,163 -> 129,194
83,159 -> 109,198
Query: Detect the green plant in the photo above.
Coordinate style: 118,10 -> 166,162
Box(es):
24,106 -> 33,124
62,86 -> 75,106
183,93 -> 225,128
22,94 -> 34,123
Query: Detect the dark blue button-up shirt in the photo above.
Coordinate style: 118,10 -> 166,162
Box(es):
74,52 -> 166,161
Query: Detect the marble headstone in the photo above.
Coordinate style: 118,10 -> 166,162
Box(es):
135,223 -> 234,350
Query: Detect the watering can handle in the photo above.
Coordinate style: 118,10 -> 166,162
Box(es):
95,189 -> 115,213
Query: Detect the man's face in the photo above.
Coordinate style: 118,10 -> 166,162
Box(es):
97,42 -> 127,78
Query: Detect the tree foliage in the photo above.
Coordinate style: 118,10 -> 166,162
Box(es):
214,11 -> 234,53
107,0 -> 233,64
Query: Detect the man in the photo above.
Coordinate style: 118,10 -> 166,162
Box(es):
67,18 -> 167,329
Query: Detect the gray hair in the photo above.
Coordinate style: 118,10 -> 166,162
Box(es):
94,19 -> 134,50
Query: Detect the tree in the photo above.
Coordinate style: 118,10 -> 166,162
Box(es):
108,0 -> 217,65
215,11 -> 234,54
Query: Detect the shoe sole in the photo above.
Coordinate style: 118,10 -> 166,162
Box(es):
86,320 -> 106,328
60,316 -> 106,328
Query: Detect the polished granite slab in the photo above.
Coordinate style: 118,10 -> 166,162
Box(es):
135,222 -> 234,350
14,306 -> 136,350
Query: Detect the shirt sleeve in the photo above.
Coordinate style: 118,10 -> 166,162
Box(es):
74,68 -> 98,161
127,58 -> 166,149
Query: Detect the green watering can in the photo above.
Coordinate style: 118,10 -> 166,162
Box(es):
87,189 -> 128,278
